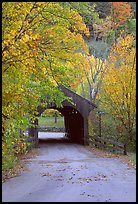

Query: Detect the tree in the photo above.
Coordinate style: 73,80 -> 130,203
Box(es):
77,54 -> 106,104
111,2 -> 135,40
59,2 -> 101,38
91,2 -> 112,19
111,2 -> 132,29
2,2 -> 90,163
100,35 -> 136,150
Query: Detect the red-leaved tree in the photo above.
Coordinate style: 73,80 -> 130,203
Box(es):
112,2 -> 132,29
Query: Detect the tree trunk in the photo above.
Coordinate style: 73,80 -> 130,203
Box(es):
81,82 -> 85,98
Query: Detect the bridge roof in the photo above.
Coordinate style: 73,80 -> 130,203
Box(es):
58,85 -> 97,110
38,85 -> 97,117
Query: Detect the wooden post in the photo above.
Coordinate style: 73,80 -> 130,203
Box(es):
54,112 -> 57,123
83,117 -> 89,145
123,144 -> 127,155
99,113 -> 102,137
28,118 -> 38,148
34,118 -> 39,147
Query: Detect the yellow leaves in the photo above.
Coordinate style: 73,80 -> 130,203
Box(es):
20,34 -> 30,43
10,30 -> 16,38
42,67 -> 46,74
121,35 -> 133,46
89,55 -> 95,65
2,2 -> 91,148
69,7 -> 90,37
20,88 -> 24,93
111,35 -> 134,58
101,35 -> 136,122
32,34 -> 39,41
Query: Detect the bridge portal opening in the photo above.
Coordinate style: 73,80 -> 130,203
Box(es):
37,106 -> 84,144
38,109 -> 66,142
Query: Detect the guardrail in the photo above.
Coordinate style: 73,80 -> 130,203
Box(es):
88,136 -> 127,155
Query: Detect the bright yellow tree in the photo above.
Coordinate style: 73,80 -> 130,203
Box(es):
101,35 -> 136,149
2,2 -> 89,167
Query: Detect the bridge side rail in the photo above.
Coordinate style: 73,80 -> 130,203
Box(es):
88,136 -> 127,155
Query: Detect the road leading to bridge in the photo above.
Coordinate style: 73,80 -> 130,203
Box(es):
2,133 -> 136,202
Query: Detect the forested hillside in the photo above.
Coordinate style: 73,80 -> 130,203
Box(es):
2,2 -> 136,171
71,2 -> 136,152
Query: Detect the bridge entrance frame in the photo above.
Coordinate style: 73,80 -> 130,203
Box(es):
28,85 -> 97,146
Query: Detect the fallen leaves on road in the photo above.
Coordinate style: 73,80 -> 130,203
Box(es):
2,163 -> 27,183
40,172 -> 52,177
20,148 -> 40,160
68,177 -> 73,180
80,191 -> 95,197
58,158 -> 68,163
40,171 -> 65,182
45,163 -> 53,167
78,174 -> 108,183
2,148 -> 40,183
86,146 -> 136,169
56,168 -> 66,171
55,176 -> 64,181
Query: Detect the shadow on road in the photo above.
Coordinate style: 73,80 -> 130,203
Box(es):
38,132 -> 84,145
39,137 -> 72,144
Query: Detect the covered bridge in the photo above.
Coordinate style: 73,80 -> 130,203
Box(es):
28,85 -> 97,146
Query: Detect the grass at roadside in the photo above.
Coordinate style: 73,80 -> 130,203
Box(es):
2,148 -> 39,183
38,116 -> 64,128
2,153 -> 18,172
128,152 -> 136,166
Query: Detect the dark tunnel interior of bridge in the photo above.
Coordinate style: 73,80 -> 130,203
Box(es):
36,105 -> 85,145
56,106 -> 84,144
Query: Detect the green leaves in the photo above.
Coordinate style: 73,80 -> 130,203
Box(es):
2,2 -> 90,166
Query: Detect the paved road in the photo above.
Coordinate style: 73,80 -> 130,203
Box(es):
2,133 -> 136,202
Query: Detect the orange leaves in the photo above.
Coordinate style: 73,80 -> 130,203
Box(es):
112,2 -> 132,29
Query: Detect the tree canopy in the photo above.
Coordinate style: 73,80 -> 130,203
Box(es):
2,2 -> 136,170
2,2 -> 90,165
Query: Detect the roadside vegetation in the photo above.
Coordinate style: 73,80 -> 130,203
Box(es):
128,153 -> 136,166
2,2 -> 136,173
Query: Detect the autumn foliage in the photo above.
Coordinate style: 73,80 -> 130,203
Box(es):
112,2 -> 132,29
101,35 -> 136,149
2,2 -> 136,171
2,2 -> 89,169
